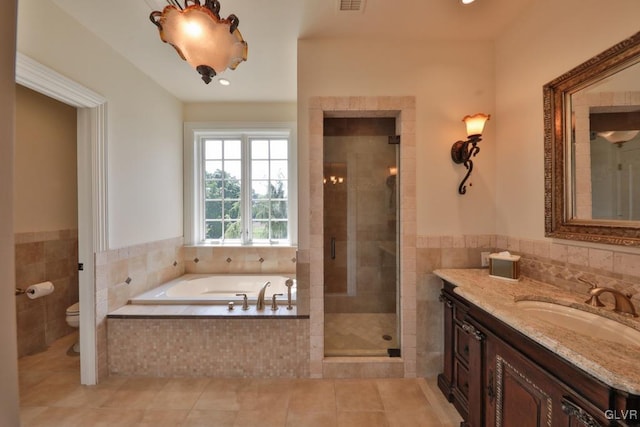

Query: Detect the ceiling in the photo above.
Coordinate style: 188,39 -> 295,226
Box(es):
51,0 -> 534,103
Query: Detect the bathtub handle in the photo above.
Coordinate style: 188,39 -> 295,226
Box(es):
236,293 -> 249,310
271,293 -> 283,311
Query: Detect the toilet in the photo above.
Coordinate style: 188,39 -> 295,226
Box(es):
65,302 -> 80,352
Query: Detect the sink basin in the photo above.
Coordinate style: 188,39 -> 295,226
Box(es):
515,300 -> 640,347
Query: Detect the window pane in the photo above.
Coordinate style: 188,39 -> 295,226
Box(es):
271,160 -> 288,179
206,221 -> 222,239
224,160 -> 241,180
222,177 -> 241,199
270,140 -> 288,159
251,160 -> 269,180
205,139 -> 222,159
225,140 -> 242,159
224,221 -> 242,239
252,181 -> 269,200
252,220 -> 269,239
270,180 -> 288,199
205,160 -> 223,177
205,180 -> 223,199
271,201 -> 288,219
252,139 -> 269,159
252,200 -> 270,219
205,201 -> 222,219
224,200 -> 241,219
271,221 -> 288,239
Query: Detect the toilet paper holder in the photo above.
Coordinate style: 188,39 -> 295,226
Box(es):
15,288 -> 26,296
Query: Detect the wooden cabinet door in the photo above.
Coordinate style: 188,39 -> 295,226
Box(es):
485,334 -> 558,427
484,333 -> 606,427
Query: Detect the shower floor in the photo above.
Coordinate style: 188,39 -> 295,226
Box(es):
324,313 -> 398,357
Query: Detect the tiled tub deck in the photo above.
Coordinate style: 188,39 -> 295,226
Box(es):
107,305 -> 310,378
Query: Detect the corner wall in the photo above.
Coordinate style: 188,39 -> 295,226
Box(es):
0,0 -> 20,424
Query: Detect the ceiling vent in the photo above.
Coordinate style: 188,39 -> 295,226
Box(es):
337,0 -> 366,12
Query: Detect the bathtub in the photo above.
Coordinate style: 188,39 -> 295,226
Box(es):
130,274 -> 296,305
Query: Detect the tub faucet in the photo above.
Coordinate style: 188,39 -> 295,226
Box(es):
256,281 -> 270,310
586,287 -> 638,317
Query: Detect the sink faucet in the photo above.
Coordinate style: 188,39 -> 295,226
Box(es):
256,281 -> 270,310
586,287 -> 638,317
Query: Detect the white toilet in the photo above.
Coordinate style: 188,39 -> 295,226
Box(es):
66,302 -> 80,352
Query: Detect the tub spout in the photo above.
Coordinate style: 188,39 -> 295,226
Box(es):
256,281 -> 270,310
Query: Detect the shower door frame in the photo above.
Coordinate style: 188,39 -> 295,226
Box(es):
307,97 -> 417,378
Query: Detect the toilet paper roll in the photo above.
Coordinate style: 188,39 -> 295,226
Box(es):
26,281 -> 55,299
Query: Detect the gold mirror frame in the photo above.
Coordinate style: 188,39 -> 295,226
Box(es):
544,31 -> 640,246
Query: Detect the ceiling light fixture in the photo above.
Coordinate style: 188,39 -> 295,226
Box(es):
149,0 -> 248,84
460,0 -> 476,4
218,78 -> 230,86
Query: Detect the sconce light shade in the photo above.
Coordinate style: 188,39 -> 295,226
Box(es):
451,113 -> 490,195
150,0 -> 248,84
463,113 -> 490,138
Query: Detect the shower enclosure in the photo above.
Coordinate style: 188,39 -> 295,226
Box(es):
323,117 -> 399,357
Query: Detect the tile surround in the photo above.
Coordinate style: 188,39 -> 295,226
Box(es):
95,236 -> 185,380
14,229 -> 78,357
307,96 -> 417,379
415,233 -> 640,378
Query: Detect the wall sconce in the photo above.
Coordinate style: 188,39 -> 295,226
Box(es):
450,113 -> 490,195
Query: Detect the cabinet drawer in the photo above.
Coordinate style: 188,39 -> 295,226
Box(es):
454,360 -> 470,401
454,304 -> 468,324
454,324 -> 471,365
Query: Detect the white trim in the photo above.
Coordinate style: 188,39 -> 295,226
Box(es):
184,121 -> 298,246
16,53 -> 108,385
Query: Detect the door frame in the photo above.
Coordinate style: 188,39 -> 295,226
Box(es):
16,53 -> 108,385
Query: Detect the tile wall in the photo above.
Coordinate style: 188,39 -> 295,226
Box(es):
95,236 -> 185,380
14,229 -> 79,357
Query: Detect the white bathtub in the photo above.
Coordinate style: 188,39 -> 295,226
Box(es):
130,274 -> 296,305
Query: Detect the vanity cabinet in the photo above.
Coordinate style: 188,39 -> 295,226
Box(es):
438,280 -> 640,427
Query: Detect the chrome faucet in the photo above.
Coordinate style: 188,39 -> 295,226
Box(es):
256,281 -> 270,310
586,287 -> 638,317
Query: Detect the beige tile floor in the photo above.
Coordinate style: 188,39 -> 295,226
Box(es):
19,332 -> 462,426
324,313 -> 399,357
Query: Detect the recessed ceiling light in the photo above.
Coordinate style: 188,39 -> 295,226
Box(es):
461,0 -> 476,4
218,78 -> 230,86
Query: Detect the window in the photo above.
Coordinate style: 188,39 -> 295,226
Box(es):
185,123 -> 297,246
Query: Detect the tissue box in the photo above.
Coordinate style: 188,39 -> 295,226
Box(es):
489,252 -> 521,281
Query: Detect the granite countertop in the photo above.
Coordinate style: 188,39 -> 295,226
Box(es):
434,268 -> 640,395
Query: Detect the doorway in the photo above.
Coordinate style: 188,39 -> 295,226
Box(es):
16,53 -> 108,385
323,117 -> 400,357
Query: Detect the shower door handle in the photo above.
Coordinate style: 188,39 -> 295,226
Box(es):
330,237 -> 336,260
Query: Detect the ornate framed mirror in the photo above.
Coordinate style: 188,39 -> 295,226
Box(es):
544,31 -> 640,246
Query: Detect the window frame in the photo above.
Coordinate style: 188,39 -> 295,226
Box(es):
184,122 -> 297,246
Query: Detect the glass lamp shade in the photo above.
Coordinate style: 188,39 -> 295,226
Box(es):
153,4 -> 247,83
463,113 -> 490,138
598,130 -> 640,144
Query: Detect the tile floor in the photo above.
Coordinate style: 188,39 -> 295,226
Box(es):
19,332 -> 462,426
324,313 -> 398,357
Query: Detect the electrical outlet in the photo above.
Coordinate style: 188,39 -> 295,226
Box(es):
481,252 -> 490,267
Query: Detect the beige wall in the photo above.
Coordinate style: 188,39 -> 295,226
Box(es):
18,0 -> 184,249
183,102 -> 297,122
297,38 -> 496,250
15,85 -> 77,232
494,0 -> 640,243
0,0 -> 20,425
